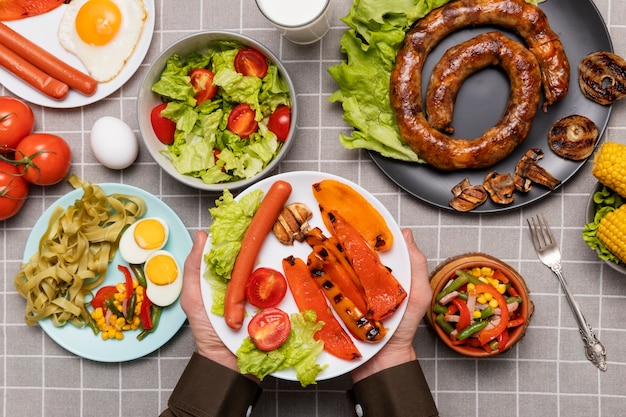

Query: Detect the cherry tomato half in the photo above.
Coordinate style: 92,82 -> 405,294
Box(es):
90,285 -> 119,310
189,68 -> 218,105
150,103 -> 177,145
0,160 -> 29,221
0,96 -> 35,152
247,307 -> 291,351
15,133 -> 71,186
234,48 -> 268,78
267,105 -> 291,142
246,267 -> 288,308
227,103 -> 258,139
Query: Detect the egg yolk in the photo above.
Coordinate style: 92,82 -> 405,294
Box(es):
133,219 -> 166,250
146,254 -> 178,285
75,0 -> 122,46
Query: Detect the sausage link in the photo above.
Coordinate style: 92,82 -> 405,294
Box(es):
390,0 -> 569,170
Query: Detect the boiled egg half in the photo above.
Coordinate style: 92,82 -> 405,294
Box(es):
144,250 -> 182,307
119,217 -> 169,264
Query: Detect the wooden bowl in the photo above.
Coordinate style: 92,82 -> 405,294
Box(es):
427,253 -> 533,357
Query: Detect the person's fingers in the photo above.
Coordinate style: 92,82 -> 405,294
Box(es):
181,230 -> 208,313
402,228 -> 432,317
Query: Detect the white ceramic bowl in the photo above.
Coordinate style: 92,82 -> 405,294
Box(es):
585,181 -> 626,274
137,31 -> 297,191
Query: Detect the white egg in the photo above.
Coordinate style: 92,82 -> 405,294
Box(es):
144,250 -> 182,307
90,116 -> 138,169
57,0 -> 148,82
119,217 -> 169,264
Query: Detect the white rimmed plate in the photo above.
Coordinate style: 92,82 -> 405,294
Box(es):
20,183 -> 191,362
199,171 -> 411,381
0,0 -> 155,108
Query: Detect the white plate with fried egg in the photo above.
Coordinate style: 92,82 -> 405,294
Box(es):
0,0 -> 155,108
21,183 -> 191,362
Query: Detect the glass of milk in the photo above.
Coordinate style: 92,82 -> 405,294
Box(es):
256,0 -> 332,45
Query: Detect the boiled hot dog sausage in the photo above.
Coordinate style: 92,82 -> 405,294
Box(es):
425,32 -> 541,136
390,0 -> 569,171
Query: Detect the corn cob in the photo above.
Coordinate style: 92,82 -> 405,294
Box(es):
592,142 -> 626,198
597,204 -> 626,263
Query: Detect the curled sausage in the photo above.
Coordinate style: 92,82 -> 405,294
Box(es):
426,32 -> 541,137
390,0 -> 569,171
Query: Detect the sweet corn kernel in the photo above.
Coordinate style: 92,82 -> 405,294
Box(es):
489,299 -> 499,308
478,277 -> 489,284
477,295 -> 487,305
592,142 -> 626,198
467,283 -> 476,292
481,267 -> 493,277
473,310 -> 482,319
597,204 -> 626,264
470,267 -> 481,277
483,292 -> 493,302
497,284 -> 507,294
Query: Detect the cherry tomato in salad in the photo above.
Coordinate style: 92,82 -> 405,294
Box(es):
234,48 -> 268,78
267,105 -> 291,142
0,160 -> 29,220
15,133 -> 71,186
189,68 -> 218,105
90,285 -> 119,310
227,103 -> 258,139
150,103 -> 177,145
248,307 -> 291,351
246,267 -> 288,308
0,96 -> 35,152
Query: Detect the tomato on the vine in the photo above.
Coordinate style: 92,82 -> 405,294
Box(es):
150,103 -> 176,145
246,267 -> 288,308
227,103 -> 258,139
15,133 -> 71,186
247,307 -> 291,351
0,96 -> 35,152
189,68 -> 218,105
267,105 -> 291,142
0,160 -> 29,220
234,48 -> 268,78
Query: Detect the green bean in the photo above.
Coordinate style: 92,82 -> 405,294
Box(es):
129,263 -> 147,288
436,274 -> 468,301
127,293 -> 136,322
456,270 -> 483,285
456,320 -> 489,340
436,313 -> 455,335
137,306 -> 163,341
480,306 -> 494,319
433,303 -> 448,314
507,296 -> 523,304
104,297 -> 123,317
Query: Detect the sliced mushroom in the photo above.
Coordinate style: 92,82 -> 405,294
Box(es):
483,170 -> 516,205
272,203 -> 313,245
449,178 -> 488,212
513,148 -> 561,192
578,51 -> 626,105
548,114 -> 598,161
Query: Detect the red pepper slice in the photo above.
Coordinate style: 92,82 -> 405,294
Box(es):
475,284 -> 509,345
493,269 -> 509,283
118,265 -> 134,302
140,295 -> 153,330
450,297 -> 471,332
497,328 -> 509,351
507,317 -> 526,328
91,285 -> 118,310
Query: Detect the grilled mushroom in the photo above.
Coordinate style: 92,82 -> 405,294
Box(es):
578,51 -> 626,105
449,178 -> 488,212
484,170 -> 516,205
548,114 -> 598,161
513,148 -> 561,192
272,203 -> 313,245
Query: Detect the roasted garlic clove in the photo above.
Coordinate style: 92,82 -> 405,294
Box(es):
272,203 -> 313,245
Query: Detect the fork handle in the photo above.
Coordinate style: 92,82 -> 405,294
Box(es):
551,264 -> 607,371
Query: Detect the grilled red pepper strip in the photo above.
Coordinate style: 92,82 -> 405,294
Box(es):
140,295 -> 153,330
450,297 -> 471,332
118,265 -> 134,302
475,283 -> 509,345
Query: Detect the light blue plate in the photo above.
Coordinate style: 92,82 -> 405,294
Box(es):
21,183 -> 191,362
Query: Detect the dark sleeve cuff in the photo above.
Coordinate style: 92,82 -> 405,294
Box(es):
347,360 -> 438,417
162,352 -> 261,417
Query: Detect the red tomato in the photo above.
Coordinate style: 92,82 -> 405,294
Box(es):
247,307 -> 291,351
267,105 -> 291,142
0,96 -> 35,152
90,285 -> 119,310
234,48 -> 268,78
0,160 -> 29,220
246,267 -> 288,308
227,103 -> 258,139
150,103 -> 176,145
15,133 -> 71,186
189,68 -> 218,105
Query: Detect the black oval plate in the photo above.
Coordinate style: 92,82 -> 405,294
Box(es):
370,0 -> 612,213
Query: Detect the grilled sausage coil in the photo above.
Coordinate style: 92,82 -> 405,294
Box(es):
390,0 -> 570,171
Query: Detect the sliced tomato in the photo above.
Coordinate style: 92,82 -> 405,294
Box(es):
91,285 -> 119,310
189,68 -> 218,105
150,103 -> 176,145
246,267 -> 287,308
267,105 -> 291,142
234,48 -> 268,78
227,103 -> 258,139
248,307 -> 291,351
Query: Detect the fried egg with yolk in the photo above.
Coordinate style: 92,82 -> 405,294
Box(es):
57,0 -> 147,82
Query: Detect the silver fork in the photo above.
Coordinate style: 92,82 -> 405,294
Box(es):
527,214 -> 607,371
